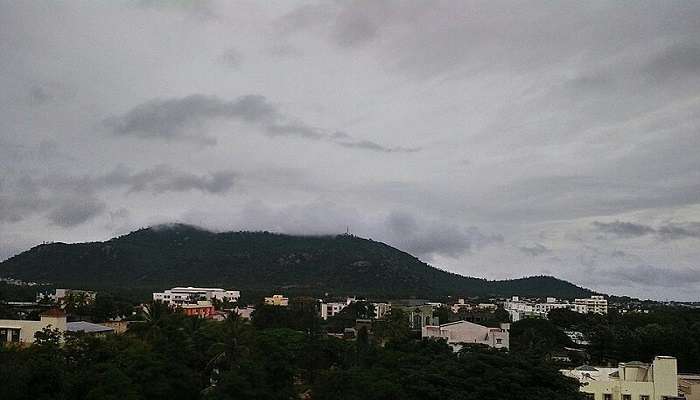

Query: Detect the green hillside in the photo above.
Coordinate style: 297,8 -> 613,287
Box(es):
0,224 -> 594,299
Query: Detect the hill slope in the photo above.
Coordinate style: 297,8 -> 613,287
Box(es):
0,224 -> 594,299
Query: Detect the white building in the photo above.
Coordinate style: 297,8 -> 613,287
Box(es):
561,356 -> 678,400
319,297 -> 392,320
422,320 -> 510,352
575,295 -> 608,314
0,309 -> 67,345
320,301 -> 348,320
503,295 -> 608,321
153,287 -> 240,306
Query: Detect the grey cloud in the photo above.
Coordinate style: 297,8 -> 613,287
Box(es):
104,94 -> 277,143
0,166 -> 236,225
48,197 -> 106,227
337,140 -> 420,153
106,94 -> 415,152
656,222 -> 700,240
593,221 -> 656,237
608,265 -> 700,288
386,211 -> 503,259
100,165 -> 236,194
593,220 -> 700,241
218,48 -> 243,67
518,243 -> 550,257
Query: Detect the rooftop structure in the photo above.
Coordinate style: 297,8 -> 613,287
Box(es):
422,320 -> 510,352
66,321 -> 114,336
153,287 -> 240,306
503,295 -> 608,322
561,356 -> 679,400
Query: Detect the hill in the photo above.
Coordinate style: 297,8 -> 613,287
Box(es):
0,224 -> 595,299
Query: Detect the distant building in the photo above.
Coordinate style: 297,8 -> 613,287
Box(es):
264,294 -> 289,307
561,356 -> 679,400
503,295 -> 608,322
451,299 -> 472,313
66,321 -> 114,337
320,301 -> 348,320
235,306 -> 255,320
179,301 -> 215,318
37,288 -> 96,306
392,303 -> 439,329
372,302 -> 391,320
575,295 -> 608,315
0,309 -> 67,345
679,374 -> 700,400
153,287 -> 240,306
422,320 -> 510,351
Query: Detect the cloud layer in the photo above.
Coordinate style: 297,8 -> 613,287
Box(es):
1,1 -> 700,300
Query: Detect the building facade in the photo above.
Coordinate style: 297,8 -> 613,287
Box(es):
264,294 -> 289,306
153,287 -> 240,306
0,309 -> 67,345
422,320 -> 510,351
561,356 -> 679,400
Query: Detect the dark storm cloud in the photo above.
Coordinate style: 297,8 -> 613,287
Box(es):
106,94 -> 414,152
518,243 -> 550,257
593,221 -> 700,241
48,197 -> 106,227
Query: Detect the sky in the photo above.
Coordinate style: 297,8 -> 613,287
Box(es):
1,1 -> 700,301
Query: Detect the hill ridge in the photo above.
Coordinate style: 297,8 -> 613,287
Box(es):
0,224 -> 595,299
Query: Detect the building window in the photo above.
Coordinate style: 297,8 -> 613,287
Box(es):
0,328 -> 7,343
496,338 -> 502,344
10,329 -> 20,343
640,396 -> 649,400
622,395 -> 631,400
583,394 -> 594,400
604,394 -> 612,400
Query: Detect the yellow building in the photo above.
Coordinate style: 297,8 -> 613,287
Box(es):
0,309 -> 67,345
561,356 -> 678,400
264,294 -> 289,306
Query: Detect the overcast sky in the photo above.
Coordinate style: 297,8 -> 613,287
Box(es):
1,1 -> 700,300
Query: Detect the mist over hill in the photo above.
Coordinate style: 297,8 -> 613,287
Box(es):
0,224 -> 595,299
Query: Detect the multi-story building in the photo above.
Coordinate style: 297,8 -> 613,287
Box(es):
561,356 -> 679,400
422,320 -> 510,352
153,287 -> 240,306
372,302 -> 391,319
0,309 -> 67,345
575,295 -> 608,314
503,295 -> 608,321
264,294 -> 289,306
320,301 -> 349,320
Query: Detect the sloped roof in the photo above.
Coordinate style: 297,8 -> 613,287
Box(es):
66,321 -> 114,334
575,365 -> 599,372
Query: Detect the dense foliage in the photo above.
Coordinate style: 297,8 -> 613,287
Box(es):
510,307 -> 700,371
0,303 -> 584,400
0,224 -> 593,298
